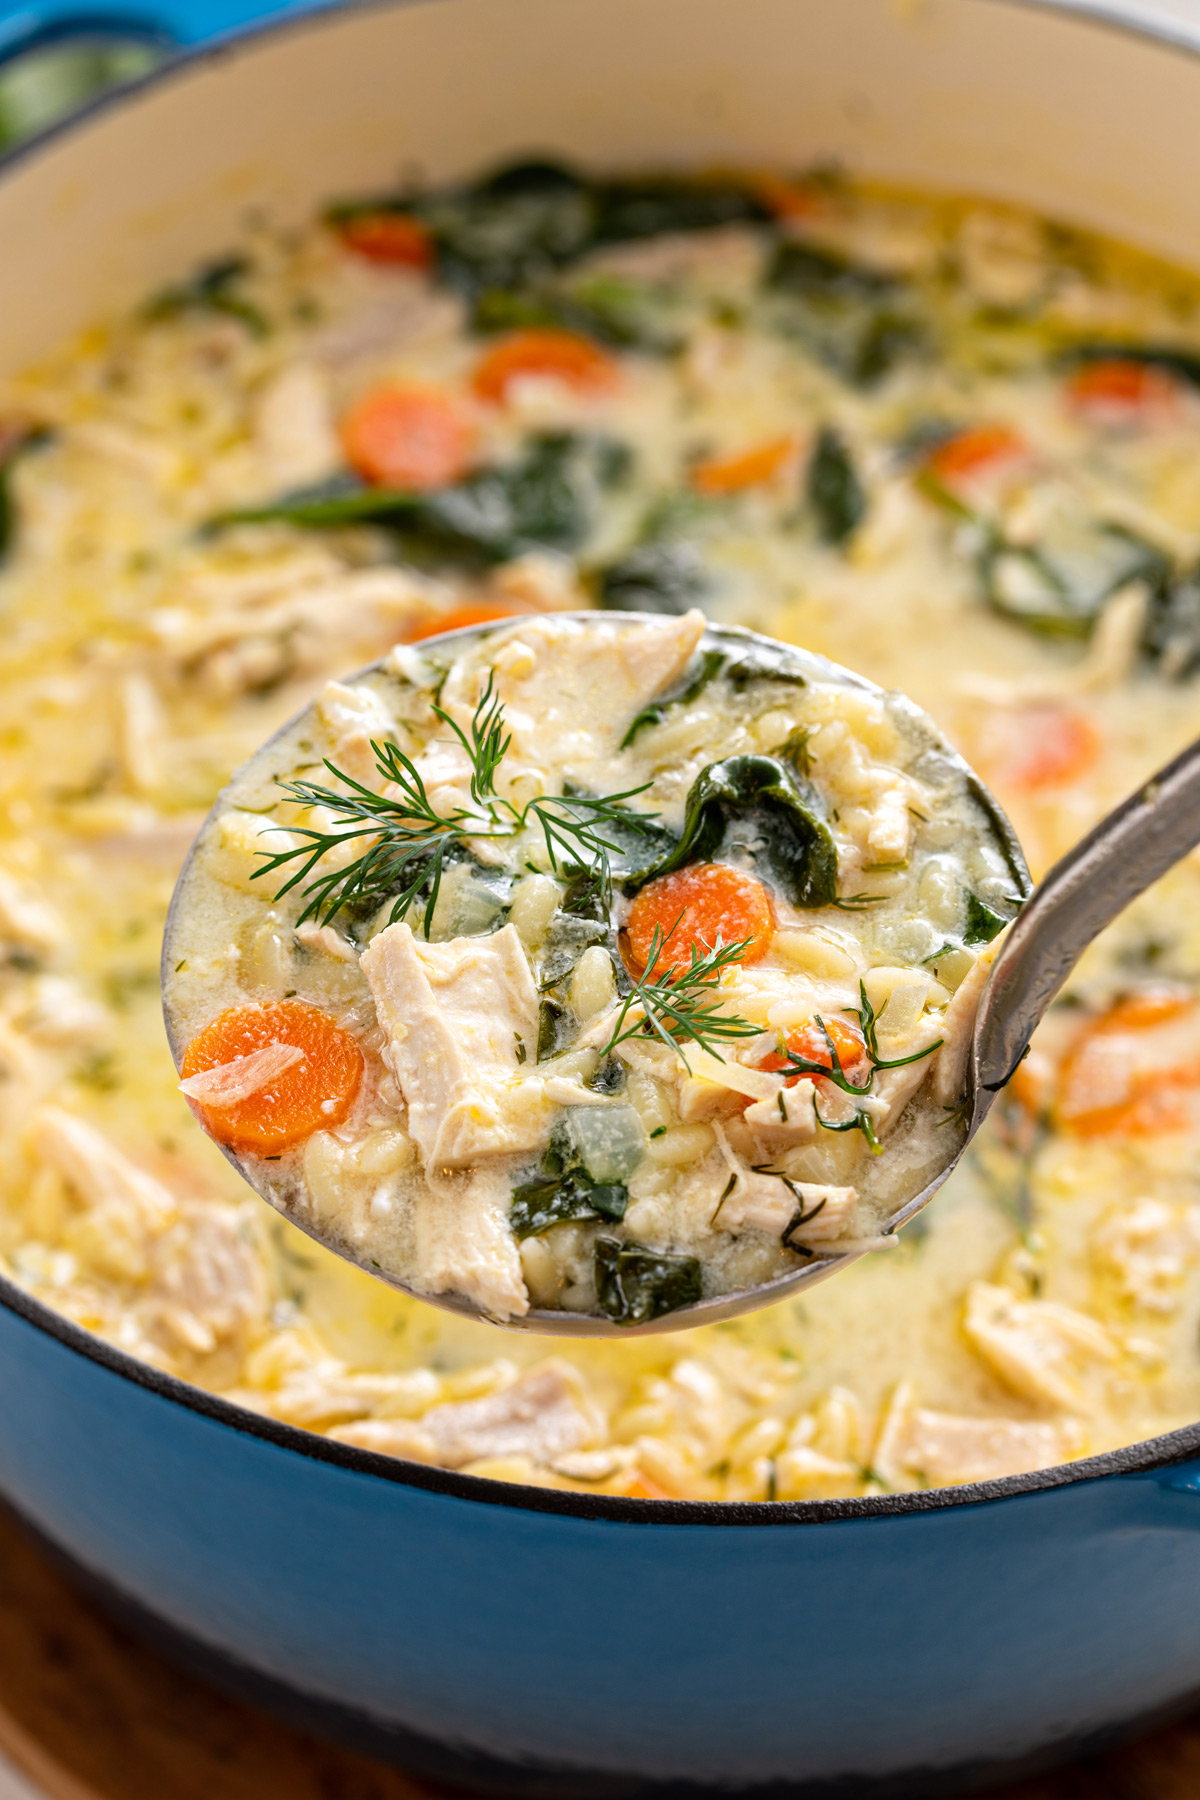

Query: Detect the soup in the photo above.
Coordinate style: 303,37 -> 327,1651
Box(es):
2,161 -> 1200,1498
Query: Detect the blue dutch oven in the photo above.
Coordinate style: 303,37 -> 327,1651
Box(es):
4,0 -> 1200,1790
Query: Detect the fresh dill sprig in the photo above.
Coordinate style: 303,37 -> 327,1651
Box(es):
254,673 -> 661,934
598,922 -> 760,1071
774,979 -> 943,1157
775,981 -> 943,1093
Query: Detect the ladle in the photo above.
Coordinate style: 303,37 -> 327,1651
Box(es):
162,614 -> 1200,1335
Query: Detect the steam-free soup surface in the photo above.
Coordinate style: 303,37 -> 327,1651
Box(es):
2,162 -> 1200,1496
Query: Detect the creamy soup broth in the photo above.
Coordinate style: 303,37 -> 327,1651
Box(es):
2,165 -> 1200,1498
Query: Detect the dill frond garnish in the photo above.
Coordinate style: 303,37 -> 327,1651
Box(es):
254,673 -> 661,933
598,922 -> 760,1070
773,980 -> 943,1156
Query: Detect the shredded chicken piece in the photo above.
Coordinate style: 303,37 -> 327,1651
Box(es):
963,1281 -> 1119,1409
148,1203 -> 269,1357
929,945 -> 999,1109
434,610 -> 706,797
253,362 -> 340,489
331,1363 -> 597,1467
0,867 -> 62,955
31,1107 -> 177,1282
314,678 -> 400,786
411,1166 -> 529,1321
882,1397 -> 1076,1486
1092,1198 -> 1200,1313
717,1173 -> 857,1242
178,1043 -> 305,1106
361,921 -> 543,1167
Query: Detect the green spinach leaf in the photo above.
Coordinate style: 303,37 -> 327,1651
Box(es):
595,538 -> 710,614
510,1169 -> 628,1239
474,272 -> 688,353
807,425 -> 866,545
0,424 -> 49,562
627,754 -> 838,908
980,520 -> 1169,640
594,1236 -> 703,1324
621,647 -> 729,747
207,431 -> 630,565
964,892 -> 1012,946
145,255 -> 268,337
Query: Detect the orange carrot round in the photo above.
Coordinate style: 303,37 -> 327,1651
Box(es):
981,703 -> 1102,794
749,172 -> 822,221
1056,992 -> 1200,1138
764,1015 -> 869,1082
1066,358 -> 1177,417
181,1000 -> 363,1154
406,600 -> 537,642
690,435 -> 797,495
472,329 -> 618,406
335,211 -> 434,269
340,384 -> 474,490
626,864 -> 774,976
925,424 -> 1025,487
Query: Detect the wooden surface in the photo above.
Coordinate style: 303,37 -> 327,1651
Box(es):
0,1500 -> 1193,1800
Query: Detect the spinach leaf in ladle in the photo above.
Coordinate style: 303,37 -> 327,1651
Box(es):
594,1236 -> 704,1324
628,754 -> 838,909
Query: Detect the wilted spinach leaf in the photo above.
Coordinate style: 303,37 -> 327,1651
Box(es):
621,647 -> 729,747
964,892 -> 1014,946
511,1169 -> 628,1239
511,1122 -> 629,1239
0,424 -> 49,562
591,175 -> 771,244
1141,567 -> 1200,680
475,272 -> 688,353
767,239 -> 897,302
207,431 -> 630,565
145,255 -> 268,336
594,1236 -> 703,1324
627,754 -> 838,908
807,425 -> 866,544
765,240 -> 922,385
412,160 -> 596,297
341,160 -> 773,301
980,521 -> 1169,640
596,538 -> 711,615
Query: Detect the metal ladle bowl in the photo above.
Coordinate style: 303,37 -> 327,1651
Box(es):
161,612 -> 1200,1335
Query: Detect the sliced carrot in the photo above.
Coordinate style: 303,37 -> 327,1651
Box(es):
749,172 -> 822,221
924,424 -> 1026,488
623,1473 -> 673,1500
472,329 -> 619,406
1056,991 -> 1200,1138
762,1016 -> 870,1085
690,435 -> 797,495
405,600 -> 537,642
979,703 -> 1102,795
335,211 -> 434,269
626,864 -> 774,977
181,1000 -> 363,1154
1066,358 -> 1178,418
340,384 -> 474,491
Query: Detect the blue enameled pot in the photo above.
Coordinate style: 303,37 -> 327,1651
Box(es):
4,0 -> 1200,1790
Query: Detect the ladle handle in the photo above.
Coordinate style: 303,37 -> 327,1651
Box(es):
974,733 -> 1200,1093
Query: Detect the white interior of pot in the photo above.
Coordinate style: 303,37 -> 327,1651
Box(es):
0,0 -> 1199,373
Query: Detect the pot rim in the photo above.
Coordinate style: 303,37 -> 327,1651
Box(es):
4,0 -> 1200,1526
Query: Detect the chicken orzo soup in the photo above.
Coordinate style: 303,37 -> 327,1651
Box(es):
4,160 -> 1200,1495
165,610 -> 1025,1323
